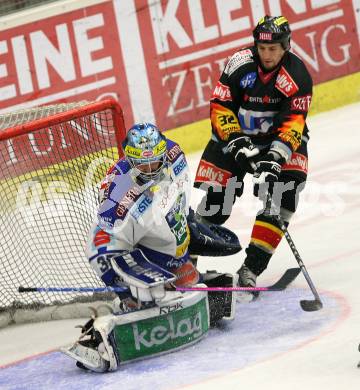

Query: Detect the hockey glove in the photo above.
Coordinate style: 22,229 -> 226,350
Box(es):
253,151 -> 284,197
226,135 -> 259,164
187,208 -> 241,256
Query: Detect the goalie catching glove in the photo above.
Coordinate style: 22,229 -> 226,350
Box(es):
187,208 -> 242,256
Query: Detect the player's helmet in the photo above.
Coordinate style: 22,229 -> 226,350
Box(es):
122,122 -> 167,182
253,15 -> 291,50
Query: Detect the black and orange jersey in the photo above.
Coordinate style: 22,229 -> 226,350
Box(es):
210,46 -> 313,162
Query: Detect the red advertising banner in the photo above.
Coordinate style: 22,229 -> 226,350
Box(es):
137,0 -> 360,129
0,1 -> 134,125
1,0 -> 360,132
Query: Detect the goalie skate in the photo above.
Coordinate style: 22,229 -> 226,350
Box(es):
63,340 -> 110,373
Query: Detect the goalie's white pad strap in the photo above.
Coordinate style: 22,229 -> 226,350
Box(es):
129,284 -> 166,302
96,326 -> 118,371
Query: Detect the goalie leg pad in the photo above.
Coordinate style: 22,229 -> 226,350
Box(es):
61,319 -> 118,372
63,291 -> 209,371
202,271 -> 237,326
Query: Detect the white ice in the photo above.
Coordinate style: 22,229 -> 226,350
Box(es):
0,102 -> 359,390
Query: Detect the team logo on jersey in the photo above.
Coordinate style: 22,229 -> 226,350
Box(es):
224,49 -> 253,76
240,72 -> 257,88
167,144 -> 182,162
243,94 -> 281,104
291,95 -> 312,112
195,160 -> 231,187
116,186 -> 142,219
282,153 -> 308,174
275,67 -> 299,97
211,81 -> 232,101
172,155 -> 187,176
165,193 -> 190,257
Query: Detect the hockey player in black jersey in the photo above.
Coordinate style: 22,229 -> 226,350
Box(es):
194,15 -> 313,292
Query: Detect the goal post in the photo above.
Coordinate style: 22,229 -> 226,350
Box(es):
0,99 -> 126,327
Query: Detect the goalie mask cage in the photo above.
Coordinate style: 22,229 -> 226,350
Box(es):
0,99 -> 126,326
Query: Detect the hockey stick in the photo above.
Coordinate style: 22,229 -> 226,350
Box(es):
248,159 -> 323,311
19,286 -> 280,293
19,268 -> 300,294
177,268 -> 300,293
177,286 -> 281,292
18,286 -> 129,293
265,193 -> 323,312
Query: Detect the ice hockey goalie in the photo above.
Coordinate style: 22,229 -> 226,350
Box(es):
62,123 -> 241,372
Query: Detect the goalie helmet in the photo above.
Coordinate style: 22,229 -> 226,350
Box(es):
253,15 -> 291,50
122,122 -> 167,182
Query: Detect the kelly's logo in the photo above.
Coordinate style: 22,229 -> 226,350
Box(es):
275,67 -> 299,97
195,161 -> 231,186
211,81 -> 232,101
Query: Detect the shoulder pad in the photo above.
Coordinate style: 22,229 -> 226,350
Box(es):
98,159 -> 130,204
224,49 -> 254,76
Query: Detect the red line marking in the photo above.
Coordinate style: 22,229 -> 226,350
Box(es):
0,348 -> 57,369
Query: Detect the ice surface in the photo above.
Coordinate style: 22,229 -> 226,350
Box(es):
1,102 -> 360,389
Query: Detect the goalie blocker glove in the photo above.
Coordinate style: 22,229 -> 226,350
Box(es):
110,248 -> 176,302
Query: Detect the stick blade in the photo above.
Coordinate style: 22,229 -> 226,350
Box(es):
18,286 -> 36,293
268,267 -> 301,290
300,299 -> 323,312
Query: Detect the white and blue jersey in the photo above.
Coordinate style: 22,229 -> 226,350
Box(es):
86,140 -> 192,286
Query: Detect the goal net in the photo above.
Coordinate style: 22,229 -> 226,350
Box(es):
0,99 -> 126,325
